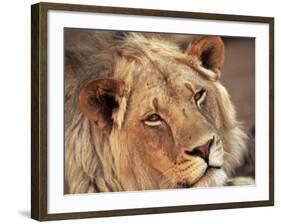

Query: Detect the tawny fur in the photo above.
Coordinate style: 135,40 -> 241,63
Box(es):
64,32 -> 248,194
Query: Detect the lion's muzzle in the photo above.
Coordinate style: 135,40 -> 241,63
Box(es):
184,138 -> 213,163
174,136 -> 224,186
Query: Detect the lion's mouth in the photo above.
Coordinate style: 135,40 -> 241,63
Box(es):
176,167 -> 221,188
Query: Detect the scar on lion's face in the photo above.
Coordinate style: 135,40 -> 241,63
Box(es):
65,33 -> 247,193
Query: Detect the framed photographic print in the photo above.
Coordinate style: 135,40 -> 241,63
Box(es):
31,2 -> 274,221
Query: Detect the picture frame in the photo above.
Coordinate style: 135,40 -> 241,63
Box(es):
31,2 -> 274,221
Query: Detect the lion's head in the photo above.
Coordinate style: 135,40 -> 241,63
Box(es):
65,32 -> 248,193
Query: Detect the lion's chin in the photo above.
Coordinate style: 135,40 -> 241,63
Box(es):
176,168 -> 227,188
191,168 -> 227,188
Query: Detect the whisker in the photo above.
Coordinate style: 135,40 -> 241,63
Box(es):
159,166 -> 179,188
160,165 -> 175,178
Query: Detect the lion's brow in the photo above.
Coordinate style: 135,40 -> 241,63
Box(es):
152,97 -> 159,111
184,82 -> 195,94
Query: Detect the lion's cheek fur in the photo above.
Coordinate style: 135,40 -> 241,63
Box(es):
112,124 -> 176,190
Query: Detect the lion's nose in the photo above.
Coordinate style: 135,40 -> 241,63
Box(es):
185,138 -> 213,162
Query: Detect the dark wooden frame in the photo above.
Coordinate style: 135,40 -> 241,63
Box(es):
31,2 -> 274,221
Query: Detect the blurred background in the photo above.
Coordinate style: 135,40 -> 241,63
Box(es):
221,37 -> 255,178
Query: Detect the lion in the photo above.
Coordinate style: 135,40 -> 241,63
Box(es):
64,31 -> 251,194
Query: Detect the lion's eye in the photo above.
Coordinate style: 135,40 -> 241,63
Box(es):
147,114 -> 160,121
193,89 -> 206,102
144,113 -> 162,126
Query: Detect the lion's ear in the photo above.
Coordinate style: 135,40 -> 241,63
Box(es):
79,78 -> 127,133
186,36 -> 224,80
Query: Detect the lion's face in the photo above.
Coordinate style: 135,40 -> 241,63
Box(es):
77,35 -> 244,191
116,61 -> 225,188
